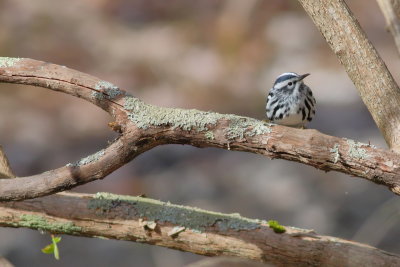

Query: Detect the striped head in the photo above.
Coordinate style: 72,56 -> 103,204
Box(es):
273,72 -> 310,92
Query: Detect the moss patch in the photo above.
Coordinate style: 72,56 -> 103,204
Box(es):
18,214 -> 81,233
123,96 -> 271,140
88,192 -> 265,232
0,57 -> 22,68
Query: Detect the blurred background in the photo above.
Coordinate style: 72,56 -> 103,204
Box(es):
0,0 -> 399,266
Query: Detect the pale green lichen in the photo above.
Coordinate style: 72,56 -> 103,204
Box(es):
92,80 -> 125,100
248,121 -> 272,136
330,143 -> 340,163
226,116 -> 271,139
18,214 -> 81,233
124,97 -> 220,131
0,57 -> 22,68
346,139 -> 369,159
205,131 -> 214,140
66,149 -> 105,167
123,96 -> 271,140
87,192 -> 263,232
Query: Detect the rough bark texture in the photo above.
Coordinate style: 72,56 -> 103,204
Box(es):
298,0 -> 400,151
1,192 -> 399,267
0,58 -> 400,201
377,0 -> 400,55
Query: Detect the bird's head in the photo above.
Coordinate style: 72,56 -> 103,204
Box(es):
273,72 -> 310,92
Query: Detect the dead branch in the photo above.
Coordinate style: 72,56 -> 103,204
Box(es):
377,0 -> 400,55
1,192 -> 398,267
298,0 -> 400,152
0,57 -> 400,202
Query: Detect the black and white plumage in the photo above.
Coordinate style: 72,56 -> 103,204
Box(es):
266,72 -> 316,128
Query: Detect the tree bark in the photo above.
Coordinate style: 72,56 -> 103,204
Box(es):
377,0 -> 400,55
0,58 -> 400,202
298,0 -> 400,152
1,192 -> 399,267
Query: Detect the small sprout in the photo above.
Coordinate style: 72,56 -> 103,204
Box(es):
268,220 -> 286,233
168,226 -> 186,237
41,235 -> 61,260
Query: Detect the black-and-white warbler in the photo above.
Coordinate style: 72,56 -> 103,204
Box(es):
266,72 -> 316,128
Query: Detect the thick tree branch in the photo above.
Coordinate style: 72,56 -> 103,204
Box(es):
1,192 -> 398,267
298,0 -> 400,151
377,0 -> 400,55
0,57 -> 400,201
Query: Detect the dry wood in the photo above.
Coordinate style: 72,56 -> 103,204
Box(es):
377,0 -> 400,55
1,192 -> 398,267
0,57 -> 400,202
298,0 -> 400,151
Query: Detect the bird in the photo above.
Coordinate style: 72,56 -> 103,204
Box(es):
266,72 -> 316,128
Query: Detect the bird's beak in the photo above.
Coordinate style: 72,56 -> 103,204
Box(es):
299,73 -> 310,81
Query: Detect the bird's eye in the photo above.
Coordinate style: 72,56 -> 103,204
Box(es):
288,82 -> 293,86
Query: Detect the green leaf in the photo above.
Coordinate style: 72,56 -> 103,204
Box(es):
267,220 -> 286,233
41,235 -> 61,260
52,236 -> 60,260
41,244 -> 55,254
52,236 -> 62,244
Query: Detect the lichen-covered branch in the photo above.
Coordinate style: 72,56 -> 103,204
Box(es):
377,0 -> 400,55
1,192 -> 398,267
0,57 -> 400,202
298,0 -> 400,151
